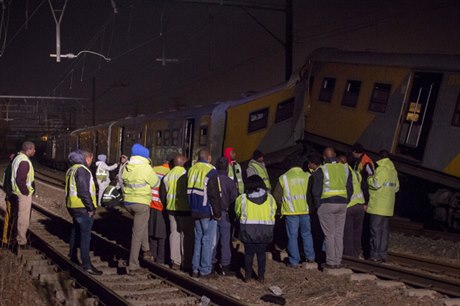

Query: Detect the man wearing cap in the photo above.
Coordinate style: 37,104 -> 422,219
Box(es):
95,154 -> 118,206
122,144 -> 159,274
247,150 -> 271,191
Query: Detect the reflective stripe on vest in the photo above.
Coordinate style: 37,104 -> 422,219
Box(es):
229,162 -> 244,194
11,152 -> 35,195
96,164 -> 108,181
65,164 -> 97,209
164,166 -> 188,211
279,167 -> 310,215
321,163 -> 348,199
248,160 -> 271,190
240,194 -> 275,225
150,165 -> 170,211
187,162 -> 214,206
348,166 -> 365,208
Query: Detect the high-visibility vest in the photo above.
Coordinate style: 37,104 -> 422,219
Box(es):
355,153 -> 375,174
248,160 -> 271,190
151,164 -> 170,211
347,166 -> 365,208
11,152 -> 35,196
187,162 -> 215,212
320,162 -> 349,200
122,156 -> 159,205
164,166 -> 188,212
96,164 -> 109,181
65,164 -> 97,209
367,158 -> 399,216
102,185 -> 122,208
228,162 -> 244,194
279,167 -> 310,215
236,194 -> 276,225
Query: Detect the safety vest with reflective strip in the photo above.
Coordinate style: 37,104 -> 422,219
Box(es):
151,164 -> 170,211
355,153 -> 375,175
122,156 -> 159,205
237,194 -> 275,225
228,162 -> 244,194
367,158 -> 399,216
96,163 -> 109,181
187,162 -> 215,212
11,152 -> 35,196
347,166 -> 365,208
248,160 -> 271,190
65,164 -> 97,209
164,166 -> 188,212
320,162 -> 349,200
279,167 -> 310,215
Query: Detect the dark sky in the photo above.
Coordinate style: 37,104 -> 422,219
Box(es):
1,0 -> 459,130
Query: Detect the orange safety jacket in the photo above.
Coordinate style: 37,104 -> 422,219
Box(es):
150,163 -> 170,211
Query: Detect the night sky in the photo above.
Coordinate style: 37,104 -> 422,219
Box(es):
0,0 -> 459,132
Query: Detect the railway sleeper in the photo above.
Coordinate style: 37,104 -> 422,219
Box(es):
31,264 -> 58,278
118,287 -> 179,296
62,297 -> 99,306
55,287 -> 88,302
128,297 -> 198,306
39,271 -> 71,284
24,258 -> 51,270
94,274 -> 152,282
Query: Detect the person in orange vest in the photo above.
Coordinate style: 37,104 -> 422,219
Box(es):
148,159 -> 170,264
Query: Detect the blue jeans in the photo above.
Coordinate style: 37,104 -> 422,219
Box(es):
192,218 -> 217,275
69,214 -> 94,269
285,214 -> 315,265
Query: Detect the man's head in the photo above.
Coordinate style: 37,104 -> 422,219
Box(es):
82,151 -> 94,167
198,149 -> 211,163
307,153 -> 323,171
216,157 -> 229,172
174,154 -> 187,167
252,150 -> 264,163
230,149 -> 237,161
379,149 -> 390,159
337,154 -> 348,164
352,143 -> 364,159
120,154 -> 128,164
323,147 -> 336,159
22,141 -> 36,157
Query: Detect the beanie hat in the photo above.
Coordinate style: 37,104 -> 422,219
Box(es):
252,150 -> 264,160
352,143 -> 364,153
131,144 -> 150,159
98,154 -> 107,162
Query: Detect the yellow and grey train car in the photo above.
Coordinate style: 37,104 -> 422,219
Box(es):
304,48 -> 460,189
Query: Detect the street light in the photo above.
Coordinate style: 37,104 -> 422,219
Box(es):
50,50 -> 111,62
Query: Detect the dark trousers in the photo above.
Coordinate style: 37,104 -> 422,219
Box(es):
343,205 -> 365,258
69,214 -> 94,269
149,238 -> 165,263
369,214 -> 390,260
213,211 -> 232,266
244,243 -> 268,279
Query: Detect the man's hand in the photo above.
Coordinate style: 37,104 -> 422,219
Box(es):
88,211 -> 95,218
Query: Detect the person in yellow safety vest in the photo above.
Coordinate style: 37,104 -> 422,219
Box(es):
235,175 -> 275,283
247,150 -> 271,191
65,150 -> 102,275
160,154 -> 194,271
122,144 -> 159,275
224,147 -> 244,194
337,155 -> 366,259
2,153 -> 17,247
367,150 -> 399,263
311,147 -> 352,269
273,159 -> 315,267
148,161 -> 170,264
10,141 -> 35,252
95,154 -> 118,206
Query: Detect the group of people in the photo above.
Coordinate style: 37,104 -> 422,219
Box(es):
2,140 -> 400,283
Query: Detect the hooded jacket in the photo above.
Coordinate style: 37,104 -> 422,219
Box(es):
367,158 -> 399,216
67,151 -> 95,217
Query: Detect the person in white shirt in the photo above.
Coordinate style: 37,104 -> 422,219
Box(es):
95,154 -> 118,206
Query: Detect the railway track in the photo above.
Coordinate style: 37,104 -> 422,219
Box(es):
342,256 -> 460,297
387,252 -> 460,278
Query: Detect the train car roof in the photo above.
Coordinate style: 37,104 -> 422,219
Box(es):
309,48 -> 460,71
70,121 -> 118,135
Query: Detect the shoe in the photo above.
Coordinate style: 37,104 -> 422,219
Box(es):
70,258 -> 82,266
85,266 -> 103,275
323,264 -> 336,269
191,271 -> 199,278
142,250 -> 154,261
334,264 -> 342,269
287,263 -> 302,269
258,276 -> 265,284
243,276 -> 252,283
220,265 -> 235,277
306,259 -> 315,263
171,263 -> 181,271
127,268 -> 145,276
199,272 -> 218,280
369,258 -> 382,263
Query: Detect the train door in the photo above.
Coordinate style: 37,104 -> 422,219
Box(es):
119,127 -> 125,158
184,119 -> 194,161
397,72 -> 442,161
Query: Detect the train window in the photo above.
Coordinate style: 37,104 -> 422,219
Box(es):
248,108 -> 269,133
369,83 -> 391,113
199,126 -> 208,146
318,77 -> 336,102
452,92 -> 460,127
275,98 -> 295,123
341,80 -> 361,107
163,129 -> 171,146
156,130 -> 162,146
172,129 -> 179,146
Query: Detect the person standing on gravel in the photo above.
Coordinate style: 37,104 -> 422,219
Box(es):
122,144 -> 159,274
367,150 -> 399,262
10,141 -> 36,252
66,150 -> 102,275
312,147 -> 352,269
95,154 -> 118,206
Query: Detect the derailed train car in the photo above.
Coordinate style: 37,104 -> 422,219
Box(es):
303,48 -> 460,229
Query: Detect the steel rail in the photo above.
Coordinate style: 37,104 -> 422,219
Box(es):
342,256 -> 460,297
387,252 -> 460,278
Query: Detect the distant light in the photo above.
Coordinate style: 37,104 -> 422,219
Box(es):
41,135 -> 48,141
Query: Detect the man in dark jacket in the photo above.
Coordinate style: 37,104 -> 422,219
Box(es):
66,150 -> 102,275
213,157 -> 238,276
187,149 -> 222,278
2,153 -> 17,247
